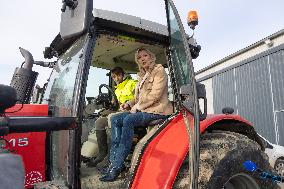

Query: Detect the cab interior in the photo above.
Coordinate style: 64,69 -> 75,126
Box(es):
80,31 -> 174,187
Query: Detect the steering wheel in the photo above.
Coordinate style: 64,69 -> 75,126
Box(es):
97,84 -> 119,111
83,84 -> 119,118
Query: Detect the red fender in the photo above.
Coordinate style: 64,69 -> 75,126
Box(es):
131,113 -> 189,189
200,114 -> 252,133
131,113 -> 252,189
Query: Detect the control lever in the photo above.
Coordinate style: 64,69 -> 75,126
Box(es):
0,117 -> 76,136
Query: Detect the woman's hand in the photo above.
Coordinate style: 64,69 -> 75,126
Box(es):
130,104 -> 138,113
130,107 -> 137,113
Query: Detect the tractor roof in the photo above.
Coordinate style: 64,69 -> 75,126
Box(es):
45,9 -> 168,59
93,9 -> 168,37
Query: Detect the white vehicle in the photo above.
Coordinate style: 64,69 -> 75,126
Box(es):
259,134 -> 284,177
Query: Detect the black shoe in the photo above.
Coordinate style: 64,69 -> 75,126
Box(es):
86,157 -> 102,167
96,155 -> 110,170
99,166 -> 124,182
98,165 -> 110,175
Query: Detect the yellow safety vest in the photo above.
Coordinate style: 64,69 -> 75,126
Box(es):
115,76 -> 137,104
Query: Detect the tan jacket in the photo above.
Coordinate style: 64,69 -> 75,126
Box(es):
129,64 -> 173,115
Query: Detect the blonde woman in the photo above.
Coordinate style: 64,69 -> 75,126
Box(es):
100,48 -> 173,182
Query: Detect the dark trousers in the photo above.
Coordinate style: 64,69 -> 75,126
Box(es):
109,111 -> 166,168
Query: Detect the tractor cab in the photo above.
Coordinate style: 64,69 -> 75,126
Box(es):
37,2 -> 200,187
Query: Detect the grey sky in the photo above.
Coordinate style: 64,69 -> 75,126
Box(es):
1,0 -> 284,86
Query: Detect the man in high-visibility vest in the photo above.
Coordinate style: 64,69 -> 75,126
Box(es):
86,67 -> 137,167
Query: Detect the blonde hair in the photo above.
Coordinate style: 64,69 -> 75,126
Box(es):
134,48 -> 156,76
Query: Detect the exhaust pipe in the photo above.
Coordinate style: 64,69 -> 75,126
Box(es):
10,47 -> 38,104
19,47 -> 34,70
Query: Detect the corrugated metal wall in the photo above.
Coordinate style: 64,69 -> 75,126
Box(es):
213,70 -> 236,114
235,57 -> 275,143
270,50 -> 284,144
213,48 -> 284,145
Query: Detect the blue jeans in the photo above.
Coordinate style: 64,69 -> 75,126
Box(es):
109,111 -> 167,168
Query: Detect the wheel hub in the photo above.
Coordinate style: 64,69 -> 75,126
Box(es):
223,173 -> 260,189
275,161 -> 284,177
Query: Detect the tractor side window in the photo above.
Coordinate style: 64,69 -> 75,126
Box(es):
82,66 -> 109,144
43,34 -> 88,116
167,3 -> 193,91
85,67 -> 109,101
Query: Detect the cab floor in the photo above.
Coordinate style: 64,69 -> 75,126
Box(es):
80,163 -> 127,189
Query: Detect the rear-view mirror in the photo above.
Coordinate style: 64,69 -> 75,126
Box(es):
60,0 -> 93,40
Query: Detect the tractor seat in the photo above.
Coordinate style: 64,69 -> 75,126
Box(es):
132,118 -> 167,148
147,118 -> 166,133
133,119 -> 166,137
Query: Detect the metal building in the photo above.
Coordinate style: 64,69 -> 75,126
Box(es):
196,29 -> 284,145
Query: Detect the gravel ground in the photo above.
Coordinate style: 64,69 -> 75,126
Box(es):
80,163 -> 127,189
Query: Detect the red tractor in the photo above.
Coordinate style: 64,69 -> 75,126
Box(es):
0,0 -> 280,188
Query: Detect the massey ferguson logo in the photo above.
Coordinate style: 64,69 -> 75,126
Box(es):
25,171 -> 43,187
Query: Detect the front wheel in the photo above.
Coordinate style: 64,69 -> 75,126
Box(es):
174,131 -> 280,189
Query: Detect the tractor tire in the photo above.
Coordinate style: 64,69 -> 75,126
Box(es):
174,131 -> 280,189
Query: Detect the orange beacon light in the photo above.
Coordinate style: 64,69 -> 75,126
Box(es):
187,11 -> 198,30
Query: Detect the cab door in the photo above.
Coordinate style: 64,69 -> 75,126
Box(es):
165,0 -> 200,188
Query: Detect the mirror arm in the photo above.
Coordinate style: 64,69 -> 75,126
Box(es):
180,83 -> 207,121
